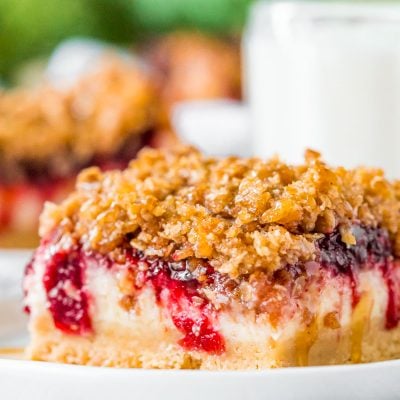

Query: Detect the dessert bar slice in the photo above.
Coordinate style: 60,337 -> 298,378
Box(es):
24,146 -> 400,369
0,58 -> 156,247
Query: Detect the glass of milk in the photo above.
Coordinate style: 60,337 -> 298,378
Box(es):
244,1 -> 400,177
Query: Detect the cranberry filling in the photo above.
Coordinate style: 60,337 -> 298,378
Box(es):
24,224 -> 400,348
23,259 -> 34,314
27,240 -> 225,353
126,251 -> 226,354
317,225 -> 400,328
385,262 -> 400,329
317,226 -> 392,273
0,188 -> 12,228
42,248 -> 92,335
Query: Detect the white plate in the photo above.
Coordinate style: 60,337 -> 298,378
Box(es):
1,250 -> 400,400
0,357 -> 399,400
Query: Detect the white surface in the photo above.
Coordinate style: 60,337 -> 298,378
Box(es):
0,250 -> 31,347
0,357 -> 399,400
245,1 -> 400,177
172,100 -> 251,157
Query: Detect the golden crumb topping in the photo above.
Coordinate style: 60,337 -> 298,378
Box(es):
0,57 -> 156,169
40,146 -> 400,277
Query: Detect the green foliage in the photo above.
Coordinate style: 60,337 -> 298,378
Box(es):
126,0 -> 252,34
0,0 -> 95,76
0,0 -> 252,77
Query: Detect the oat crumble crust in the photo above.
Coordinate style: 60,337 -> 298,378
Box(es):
40,146 -> 400,278
0,57 -> 156,168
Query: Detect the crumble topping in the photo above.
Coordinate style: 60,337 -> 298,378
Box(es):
40,146 -> 400,277
0,57 -> 156,180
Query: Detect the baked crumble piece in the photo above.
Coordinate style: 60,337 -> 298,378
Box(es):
24,146 -> 400,368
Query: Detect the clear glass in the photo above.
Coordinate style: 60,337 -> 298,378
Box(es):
245,1 -> 400,177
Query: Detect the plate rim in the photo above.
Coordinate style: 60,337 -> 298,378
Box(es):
1,356 -> 400,376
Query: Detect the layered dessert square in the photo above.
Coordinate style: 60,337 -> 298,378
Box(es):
0,58 -> 156,247
24,146 -> 400,369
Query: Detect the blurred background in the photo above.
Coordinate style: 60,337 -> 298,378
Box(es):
2,0 -> 400,249
0,0 -> 252,248
0,0 -> 251,83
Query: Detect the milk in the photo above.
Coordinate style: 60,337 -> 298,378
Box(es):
245,2 -> 400,177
